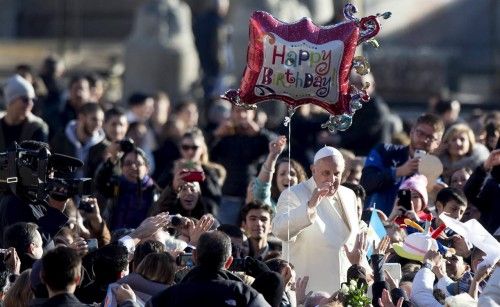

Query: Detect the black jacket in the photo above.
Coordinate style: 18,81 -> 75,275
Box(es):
85,140 -> 109,178
463,164 -> 500,234
75,280 -> 108,305
146,266 -> 270,307
210,129 -> 274,197
40,293 -> 92,307
0,193 -> 68,248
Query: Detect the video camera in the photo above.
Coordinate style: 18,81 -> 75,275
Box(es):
0,143 -> 92,202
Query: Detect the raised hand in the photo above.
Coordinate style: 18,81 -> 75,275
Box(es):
131,212 -> 170,240
374,236 -> 391,256
345,231 -> 368,265
308,181 -> 335,209
4,247 -> 20,275
187,214 -> 215,245
484,149 -> 500,171
423,249 -> 442,268
378,288 -> 403,307
68,237 -> 89,256
269,135 -> 287,157
113,284 -> 136,304
295,276 -> 311,306
395,157 -> 420,177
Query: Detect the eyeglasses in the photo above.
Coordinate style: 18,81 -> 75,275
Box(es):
19,96 -> 33,103
181,144 -> 199,151
414,128 -> 439,143
123,160 -> 146,167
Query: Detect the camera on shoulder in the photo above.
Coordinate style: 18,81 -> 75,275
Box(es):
0,142 -> 92,203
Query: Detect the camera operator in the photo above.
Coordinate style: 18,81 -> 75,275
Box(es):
0,141 -> 86,248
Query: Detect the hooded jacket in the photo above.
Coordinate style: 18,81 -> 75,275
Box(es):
50,120 -> 105,177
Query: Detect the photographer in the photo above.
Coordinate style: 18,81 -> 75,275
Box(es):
0,141 -> 87,248
64,197 -> 111,248
95,145 -> 161,230
156,128 -> 226,215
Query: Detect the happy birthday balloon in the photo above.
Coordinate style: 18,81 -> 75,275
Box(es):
223,4 -> 390,132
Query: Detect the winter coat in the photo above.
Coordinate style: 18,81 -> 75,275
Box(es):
146,266 -> 270,307
360,144 -> 410,215
272,179 -> 360,294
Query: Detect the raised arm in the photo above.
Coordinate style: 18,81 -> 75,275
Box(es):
253,136 -> 286,204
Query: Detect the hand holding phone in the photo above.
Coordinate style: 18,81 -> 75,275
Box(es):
397,189 -> 412,211
176,253 -> 195,268
79,199 -> 94,213
87,238 -> 98,253
181,170 -> 205,182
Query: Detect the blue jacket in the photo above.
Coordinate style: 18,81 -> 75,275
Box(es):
360,144 -> 410,215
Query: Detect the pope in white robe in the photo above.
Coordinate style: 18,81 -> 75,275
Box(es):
272,146 -> 361,293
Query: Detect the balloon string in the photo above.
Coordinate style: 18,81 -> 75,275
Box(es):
287,113 -> 292,264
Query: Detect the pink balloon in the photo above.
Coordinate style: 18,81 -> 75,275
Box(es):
223,5 -> 389,131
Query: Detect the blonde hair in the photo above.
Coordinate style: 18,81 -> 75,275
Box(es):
180,127 -> 226,184
136,252 -> 176,284
3,270 -> 33,307
442,123 -> 476,156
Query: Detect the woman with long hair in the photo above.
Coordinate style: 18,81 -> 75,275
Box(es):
112,252 -> 176,304
3,270 -> 33,307
438,123 -> 489,183
170,128 -> 226,213
152,181 -> 208,219
251,136 -> 307,208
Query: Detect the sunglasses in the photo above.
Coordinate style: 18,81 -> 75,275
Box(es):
181,144 -> 199,151
19,96 -> 33,103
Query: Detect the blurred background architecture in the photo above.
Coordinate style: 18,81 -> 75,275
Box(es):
0,0 -> 498,119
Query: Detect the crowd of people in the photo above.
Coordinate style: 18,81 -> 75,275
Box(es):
0,27 -> 499,307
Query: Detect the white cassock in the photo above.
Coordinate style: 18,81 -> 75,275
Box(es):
272,178 -> 359,294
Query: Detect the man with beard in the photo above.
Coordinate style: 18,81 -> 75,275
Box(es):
51,103 -> 105,178
85,107 -> 129,178
360,113 -> 444,215
241,201 -> 280,260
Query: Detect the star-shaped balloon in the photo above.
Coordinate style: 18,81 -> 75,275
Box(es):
223,4 -> 390,132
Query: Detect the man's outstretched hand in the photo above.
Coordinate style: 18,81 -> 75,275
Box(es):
345,232 -> 368,265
